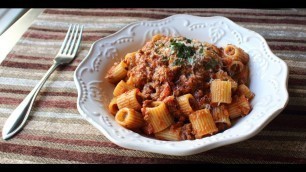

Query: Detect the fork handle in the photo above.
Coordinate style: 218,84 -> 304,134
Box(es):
2,62 -> 61,140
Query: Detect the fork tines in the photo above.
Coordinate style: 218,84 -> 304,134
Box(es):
59,24 -> 84,56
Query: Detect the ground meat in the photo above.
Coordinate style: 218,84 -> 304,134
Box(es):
216,123 -> 229,132
163,96 -> 183,119
141,100 -> 155,135
157,82 -> 172,101
141,122 -> 154,136
141,83 -> 155,99
180,123 -> 195,140
152,66 -> 169,83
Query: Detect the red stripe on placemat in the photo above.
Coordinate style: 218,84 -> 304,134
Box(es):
45,8 -> 306,18
138,8 -> 306,17
28,26 -> 117,34
15,134 -> 123,149
228,17 -> 306,25
251,134 -> 306,141
22,32 -> 103,42
43,9 -> 169,18
263,113 -> 306,130
288,77 -> 306,85
266,38 -> 306,44
6,54 -> 53,61
288,91 -> 306,98
6,54 -> 82,63
269,45 -> 306,51
0,88 -> 77,97
43,9 -> 306,25
0,142 -> 197,163
0,61 -> 77,71
202,146 -> 306,163
289,67 -> 306,75
0,97 -> 76,109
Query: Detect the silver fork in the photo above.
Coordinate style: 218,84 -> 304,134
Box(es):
2,24 -> 84,140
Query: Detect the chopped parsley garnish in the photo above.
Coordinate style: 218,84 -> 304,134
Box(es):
173,58 -> 184,66
187,57 -> 194,65
204,58 -> 219,70
186,39 -> 192,43
170,41 -> 195,59
199,47 -> 204,54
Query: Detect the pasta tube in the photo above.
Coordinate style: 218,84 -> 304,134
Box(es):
212,105 -> 231,131
144,101 -> 174,133
228,95 -> 251,119
155,127 -> 181,141
117,88 -> 142,110
113,80 -> 135,96
115,108 -> 144,129
176,94 -> 197,116
237,65 -> 250,85
228,99 -> 242,119
189,109 -> 218,139
215,70 -> 237,91
126,75 -> 137,86
228,61 -> 244,75
238,95 -> 251,115
108,97 -> 119,115
224,44 -> 249,64
238,84 -> 254,99
105,61 -> 128,84
124,52 -> 136,66
211,79 -> 232,104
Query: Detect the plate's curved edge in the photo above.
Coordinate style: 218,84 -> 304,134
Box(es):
73,14 -> 290,156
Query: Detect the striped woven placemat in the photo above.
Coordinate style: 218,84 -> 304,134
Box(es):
0,8 -> 305,164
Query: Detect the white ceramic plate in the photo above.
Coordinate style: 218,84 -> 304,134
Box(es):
74,14 -> 289,156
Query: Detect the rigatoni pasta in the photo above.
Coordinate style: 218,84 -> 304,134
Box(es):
108,97 -> 119,115
228,61 -> 244,75
189,109 -> 218,139
211,79 -> 232,104
228,95 -> 251,119
113,80 -> 135,96
115,108 -> 144,129
116,88 -> 142,110
212,105 -> 231,131
106,34 -> 254,141
224,44 -> 249,64
176,94 -> 197,116
238,84 -> 255,99
143,101 -> 174,133
105,61 -> 128,84
228,98 -> 243,119
155,127 -> 181,141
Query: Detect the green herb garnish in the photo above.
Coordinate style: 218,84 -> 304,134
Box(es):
170,41 -> 195,59
187,57 -> 194,65
205,58 -> 219,70
199,47 -> 204,54
173,58 -> 184,66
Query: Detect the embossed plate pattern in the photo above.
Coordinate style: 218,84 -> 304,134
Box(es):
74,15 -> 289,156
